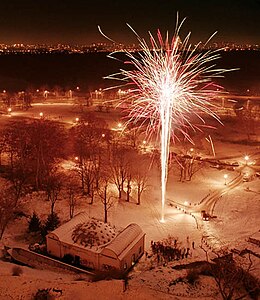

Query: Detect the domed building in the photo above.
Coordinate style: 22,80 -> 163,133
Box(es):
46,212 -> 145,273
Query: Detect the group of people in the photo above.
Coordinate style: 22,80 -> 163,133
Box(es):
150,238 -> 194,264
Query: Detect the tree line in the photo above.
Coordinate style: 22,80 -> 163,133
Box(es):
0,113 -> 150,239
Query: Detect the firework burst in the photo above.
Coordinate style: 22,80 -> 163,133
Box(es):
104,16 -> 232,221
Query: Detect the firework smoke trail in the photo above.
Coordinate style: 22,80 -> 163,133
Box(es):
105,17 -> 233,222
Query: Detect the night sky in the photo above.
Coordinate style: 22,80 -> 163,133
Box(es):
0,0 -> 259,45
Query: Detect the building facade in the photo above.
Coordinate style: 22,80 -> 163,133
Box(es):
46,212 -> 145,273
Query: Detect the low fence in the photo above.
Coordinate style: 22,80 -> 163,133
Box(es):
8,247 -> 94,277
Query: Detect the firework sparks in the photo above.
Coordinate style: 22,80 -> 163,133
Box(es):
105,17 -> 233,222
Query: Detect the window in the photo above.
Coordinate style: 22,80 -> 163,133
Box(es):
124,263 -> 127,270
131,254 -> 135,265
103,264 -> 113,271
74,255 -> 80,266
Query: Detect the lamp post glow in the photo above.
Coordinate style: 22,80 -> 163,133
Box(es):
224,174 -> 228,185
244,155 -> 249,165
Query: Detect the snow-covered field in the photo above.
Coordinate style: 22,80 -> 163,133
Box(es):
0,104 -> 259,299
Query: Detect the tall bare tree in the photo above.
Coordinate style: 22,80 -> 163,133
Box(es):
133,155 -> 150,205
29,119 -> 67,190
98,165 -> 114,223
0,186 -> 17,239
200,240 -> 259,300
2,121 -> 32,201
173,154 -> 203,182
71,114 -> 111,195
234,101 -> 258,141
3,119 -> 66,190
64,173 -> 80,219
110,145 -> 133,200
43,171 -> 63,215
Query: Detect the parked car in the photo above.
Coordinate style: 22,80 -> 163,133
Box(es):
243,173 -> 252,182
201,210 -> 210,221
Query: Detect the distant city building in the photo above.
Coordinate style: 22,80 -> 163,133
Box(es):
0,41 -> 259,55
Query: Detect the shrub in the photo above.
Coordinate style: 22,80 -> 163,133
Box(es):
44,212 -> 60,232
12,265 -> 23,276
186,268 -> 199,285
243,271 -> 260,300
199,263 -> 213,276
33,288 -> 54,300
40,225 -> 48,240
28,212 -> 41,233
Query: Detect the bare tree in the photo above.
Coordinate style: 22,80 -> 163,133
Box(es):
53,85 -> 63,98
233,101 -> 258,141
200,239 -> 259,300
71,114 -> 111,195
125,171 -> 132,202
17,91 -> 32,110
82,160 -> 96,196
0,135 -> 5,166
8,163 -> 29,205
2,122 -> 32,201
64,174 -> 80,219
173,154 -> 203,182
98,167 -> 114,223
3,120 -> 32,175
3,119 -> 66,190
43,171 -> 62,215
133,154 -> 150,205
0,186 -> 17,239
211,253 -> 244,300
122,124 -> 143,149
29,119 -> 67,190
187,157 -> 204,181
110,146 -> 134,200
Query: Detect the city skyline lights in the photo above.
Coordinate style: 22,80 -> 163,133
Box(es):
0,1 -> 259,45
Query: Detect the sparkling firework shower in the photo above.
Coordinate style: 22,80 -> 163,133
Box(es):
106,17 -> 232,222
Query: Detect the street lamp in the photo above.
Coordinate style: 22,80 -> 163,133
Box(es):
39,112 -> 44,118
244,155 -> 249,165
224,174 -> 228,185
43,90 -> 48,99
75,117 -> 79,122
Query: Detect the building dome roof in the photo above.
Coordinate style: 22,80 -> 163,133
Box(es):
71,218 -> 117,247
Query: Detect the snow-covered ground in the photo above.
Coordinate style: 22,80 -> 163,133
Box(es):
1,160 -> 259,299
0,104 -> 259,299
